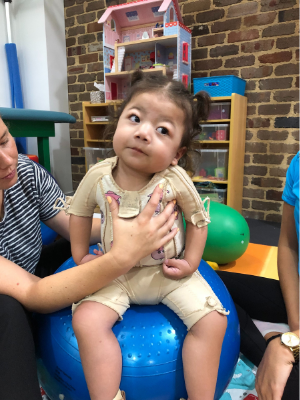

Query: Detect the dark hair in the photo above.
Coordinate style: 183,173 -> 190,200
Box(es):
104,70 -> 210,175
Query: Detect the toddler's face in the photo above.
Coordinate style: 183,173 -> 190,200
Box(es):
113,92 -> 186,177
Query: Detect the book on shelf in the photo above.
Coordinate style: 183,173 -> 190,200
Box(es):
91,116 -> 110,122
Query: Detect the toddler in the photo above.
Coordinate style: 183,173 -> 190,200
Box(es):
66,71 -> 229,400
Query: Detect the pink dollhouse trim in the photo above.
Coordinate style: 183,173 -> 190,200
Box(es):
159,0 -> 183,24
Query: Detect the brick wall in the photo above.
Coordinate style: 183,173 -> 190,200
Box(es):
64,0 -> 299,222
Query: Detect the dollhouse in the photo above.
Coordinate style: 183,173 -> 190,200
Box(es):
98,0 -> 191,102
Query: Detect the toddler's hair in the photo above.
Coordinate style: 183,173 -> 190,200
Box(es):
104,70 -> 210,175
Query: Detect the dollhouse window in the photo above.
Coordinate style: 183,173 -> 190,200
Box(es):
182,74 -> 188,88
170,7 -> 174,22
182,42 -> 188,63
111,19 -> 116,31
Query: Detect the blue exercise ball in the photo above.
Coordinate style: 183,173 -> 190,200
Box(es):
40,221 -> 57,245
35,246 -> 240,400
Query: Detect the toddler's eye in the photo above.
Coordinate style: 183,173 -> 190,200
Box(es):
129,114 -> 140,123
157,127 -> 169,135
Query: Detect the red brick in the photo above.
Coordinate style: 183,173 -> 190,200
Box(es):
258,104 -> 290,115
68,75 -> 76,85
247,105 -> 256,115
259,77 -> 292,90
68,94 -> 78,102
241,66 -> 273,79
78,34 -> 96,45
191,25 -> 210,37
269,167 -> 288,177
214,0 -> 242,6
291,131 -> 299,141
210,69 -> 239,76
252,200 -> 281,212
244,176 -> 249,186
244,154 -> 251,163
70,103 -> 83,112
96,71 -> 104,81
67,57 -> 76,66
296,49 -> 299,61
66,4 -> 84,17
228,29 -> 259,43
244,12 -> 276,27
242,199 -> 250,209
247,118 -> 270,128
253,154 -> 284,165
77,73 -> 96,83
68,83 -> 85,93
86,0 -> 105,12
241,39 -> 274,53
266,213 -> 282,223
251,177 -> 283,188
79,93 -> 91,101
243,188 -> 265,199
242,210 -> 264,219
210,44 -> 239,58
294,103 -> 299,114
262,23 -> 296,38
270,143 -> 299,153
87,62 -> 104,72
67,45 -> 86,57
88,43 -> 102,53
278,8 -> 299,21
246,92 -> 270,104
197,33 -> 226,47
227,2 -> 258,18
65,17 -> 75,28
68,65 -> 86,75
183,0 -> 210,13
273,90 -> 299,102
194,59 -> 223,70
225,55 -> 255,68
275,63 -> 299,76
183,15 -> 195,26
65,0 -> 75,7
276,36 -> 299,49
244,165 -> 268,175
258,51 -> 292,64
211,18 -> 241,33
77,12 -> 96,25
68,25 -> 85,37
70,121 -> 83,130
261,0 -> 296,12
66,37 -> 76,47
192,48 -> 208,59
287,154 -> 296,164
71,148 -> 79,156
79,53 -> 98,64
295,76 -> 299,88
245,142 -> 267,153
246,81 -> 256,90
196,9 -> 225,23
257,130 -> 288,141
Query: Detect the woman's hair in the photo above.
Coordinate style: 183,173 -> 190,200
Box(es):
104,70 -> 210,175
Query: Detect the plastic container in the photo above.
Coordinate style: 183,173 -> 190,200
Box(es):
197,124 -> 229,141
195,149 -> 229,180
195,186 -> 227,204
208,102 -> 231,120
84,147 -> 112,170
193,75 -> 246,97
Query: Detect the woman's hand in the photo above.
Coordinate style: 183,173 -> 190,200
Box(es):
256,337 -> 294,400
108,184 -> 178,269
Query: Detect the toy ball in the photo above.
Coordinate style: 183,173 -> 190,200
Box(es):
40,221 -> 57,245
202,202 -> 250,265
35,246 -> 240,400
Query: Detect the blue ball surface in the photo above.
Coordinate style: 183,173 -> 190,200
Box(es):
35,246 -> 240,400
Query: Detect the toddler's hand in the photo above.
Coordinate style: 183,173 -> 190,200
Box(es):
80,250 -> 103,265
162,258 -> 192,280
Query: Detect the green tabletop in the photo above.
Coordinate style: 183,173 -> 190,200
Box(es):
0,107 -> 76,172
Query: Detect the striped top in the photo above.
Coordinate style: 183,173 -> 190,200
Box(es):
0,154 -> 65,273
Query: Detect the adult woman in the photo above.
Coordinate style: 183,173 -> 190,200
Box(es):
217,152 -> 299,400
0,116 -> 178,400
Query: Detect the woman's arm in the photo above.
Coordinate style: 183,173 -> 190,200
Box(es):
163,222 -> 207,279
0,185 -> 177,313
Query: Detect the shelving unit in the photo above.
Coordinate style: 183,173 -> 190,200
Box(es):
83,93 -> 247,213
192,93 -> 247,212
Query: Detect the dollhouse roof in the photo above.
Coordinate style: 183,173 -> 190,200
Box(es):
98,0 -> 183,28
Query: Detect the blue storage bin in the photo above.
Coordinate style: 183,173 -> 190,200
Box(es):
193,75 -> 246,97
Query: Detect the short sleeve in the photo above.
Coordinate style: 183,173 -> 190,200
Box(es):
282,152 -> 299,207
165,166 -> 210,228
67,164 -> 101,217
32,163 -> 66,221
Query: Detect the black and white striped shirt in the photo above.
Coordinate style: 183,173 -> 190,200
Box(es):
0,154 -> 65,273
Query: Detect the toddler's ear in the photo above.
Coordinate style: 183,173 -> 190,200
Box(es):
171,147 -> 186,166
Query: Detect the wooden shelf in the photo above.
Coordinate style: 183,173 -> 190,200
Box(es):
198,140 -> 229,144
116,34 -> 177,52
192,177 -> 228,184
105,67 -> 169,78
86,122 -> 110,125
204,119 -> 230,123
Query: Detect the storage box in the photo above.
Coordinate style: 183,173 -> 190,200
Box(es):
208,102 -> 231,120
197,124 -> 229,141
193,75 -> 246,97
84,147 -> 112,170
195,149 -> 229,180
195,185 -> 227,204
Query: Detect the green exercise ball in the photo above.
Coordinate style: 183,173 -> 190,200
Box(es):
183,202 -> 250,265
203,202 -> 250,264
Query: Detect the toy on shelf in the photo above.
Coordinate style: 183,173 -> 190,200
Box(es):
98,0 -> 191,101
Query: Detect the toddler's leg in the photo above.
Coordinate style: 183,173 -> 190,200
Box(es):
72,301 -> 121,400
183,311 -> 227,400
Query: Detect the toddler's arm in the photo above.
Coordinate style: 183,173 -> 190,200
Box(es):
70,214 -> 101,265
163,221 -> 207,280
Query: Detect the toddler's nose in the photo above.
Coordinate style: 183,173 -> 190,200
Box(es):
135,123 -> 152,142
